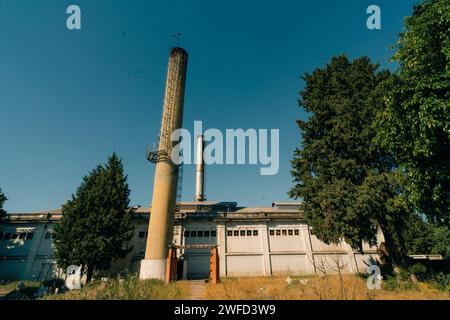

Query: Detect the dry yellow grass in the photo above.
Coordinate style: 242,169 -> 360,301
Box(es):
45,277 -> 191,300
205,275 -> 450,300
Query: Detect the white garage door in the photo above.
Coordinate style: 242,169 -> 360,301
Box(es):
270,254 -> 309,275
226,255 -> 264,276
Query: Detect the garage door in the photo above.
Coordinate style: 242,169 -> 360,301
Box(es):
270,254 -> 309,275
226,255 -> 264,276
187,255 -> 210,279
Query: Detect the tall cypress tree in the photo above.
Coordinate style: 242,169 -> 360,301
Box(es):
53,153 -> 133,282
289,56 -> 411,271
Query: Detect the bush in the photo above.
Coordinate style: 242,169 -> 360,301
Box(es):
408,263 -> 428,281
382,276 -> 400,291
383,273 -> 417,292
433,273 -> 450,292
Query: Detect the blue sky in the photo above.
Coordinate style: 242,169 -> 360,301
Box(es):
0,0 -> 418,212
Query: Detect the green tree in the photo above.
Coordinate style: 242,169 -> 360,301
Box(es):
53,153 -> 134,283
289,56 -> 411,271
0,188 -> 7,220
403,212 -> 450,258
375,0 -> 450,226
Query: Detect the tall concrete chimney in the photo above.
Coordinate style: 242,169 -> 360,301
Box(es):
195,135 -> 205,202
140,47 -> 188,281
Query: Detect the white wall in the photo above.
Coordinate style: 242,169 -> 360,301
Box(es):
1,218 -> 381,281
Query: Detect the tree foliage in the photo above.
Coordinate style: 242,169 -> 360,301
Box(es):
0,188 -> 7,219
402,212 -> 450,258
375,0 -> 450,226
289,56 -> 411,269
53,153 -> 134,282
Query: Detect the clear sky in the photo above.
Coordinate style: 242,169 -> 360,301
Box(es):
0,0 -> 418,212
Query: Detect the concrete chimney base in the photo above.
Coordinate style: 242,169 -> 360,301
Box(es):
139,259 -> 166,281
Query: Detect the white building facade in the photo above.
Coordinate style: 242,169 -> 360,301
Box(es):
0,202 -> 381,281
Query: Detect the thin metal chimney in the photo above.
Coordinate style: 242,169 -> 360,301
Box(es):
195,135 -> 205,202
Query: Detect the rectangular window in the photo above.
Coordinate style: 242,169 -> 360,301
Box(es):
246,230 -> 252,236
227,230 -> 233,237
234,230 -> 239,236
19,233 -> 26,239
240,230 -> 245,236
288,230 -> 293,236
139,231 -> 146,238
211,231 -> 217,237
204,231 -> 210,237
282,230 -> 287,236
11,234 -> 18,240
294,229 -> 300,236
276,230 -> 281,236
184,231 -> 190,237
198,231 -> 204,237
269,230 -> 274,236
4,233 -> 11,240
26,233 -> 34,240
253,230 -> 258,236
191,231 -> 197,237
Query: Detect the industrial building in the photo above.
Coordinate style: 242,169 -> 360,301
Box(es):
0,200 -> 382,281
0,47 -> 381,281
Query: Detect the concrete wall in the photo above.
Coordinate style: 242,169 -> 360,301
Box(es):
0,216 -> 380,281
216,221 -> 380,278
0,223 -> 58,281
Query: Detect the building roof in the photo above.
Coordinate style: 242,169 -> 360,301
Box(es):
2,201 -> 304,223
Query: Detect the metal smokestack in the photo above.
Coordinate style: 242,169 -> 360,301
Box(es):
195,135 -> 205,202
140,47 -> 188,281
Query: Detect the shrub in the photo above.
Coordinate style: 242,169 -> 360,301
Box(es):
408,263 -> 428,281
433,272 -> 450,292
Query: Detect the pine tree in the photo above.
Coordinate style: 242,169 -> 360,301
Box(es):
53,153 -> 134,283
289,56 -> 411,272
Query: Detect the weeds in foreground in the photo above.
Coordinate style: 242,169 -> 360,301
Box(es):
44,276 -> 189,300
0,281 -> 41,300
205,274 -> 450,300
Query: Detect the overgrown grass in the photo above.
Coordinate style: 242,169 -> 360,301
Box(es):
383,269 -> 450,294
0,281 -> 41,299
45,276 -> 190,300
0,281 -> 22,294
205,274 -> 450,300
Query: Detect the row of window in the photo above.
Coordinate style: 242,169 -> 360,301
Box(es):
269,229 -> 300,236
1,229 -> 303,241
226,229 -> 301,237
184,230 -> 216,238
139,230 -> 219,239
0,232 -> 34,241
227,230 -> 259,237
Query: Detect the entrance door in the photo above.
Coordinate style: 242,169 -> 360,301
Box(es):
186,255 -> 210,279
